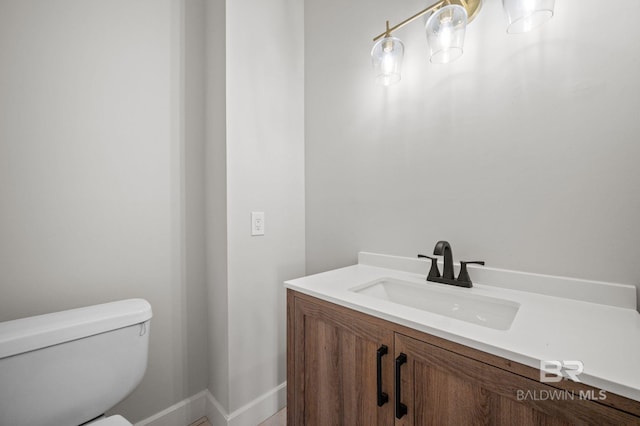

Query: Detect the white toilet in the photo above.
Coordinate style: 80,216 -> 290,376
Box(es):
0,299 -> 152,426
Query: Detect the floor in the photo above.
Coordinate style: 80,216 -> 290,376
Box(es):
258,408 -> 286,426
188,408 -> 286,426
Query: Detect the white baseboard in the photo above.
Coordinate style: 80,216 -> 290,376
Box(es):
206,382 -> 287,426
134,390 -> 207,426
133,383 -> 286,426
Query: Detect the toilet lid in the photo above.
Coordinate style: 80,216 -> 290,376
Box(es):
90,415 -> 132,426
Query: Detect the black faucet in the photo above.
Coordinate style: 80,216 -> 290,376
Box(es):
434,241 -> 455,280
418,240 -> 484,288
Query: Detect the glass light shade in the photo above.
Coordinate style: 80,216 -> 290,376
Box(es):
425,4 -> 468,64
371,36 -> 404,86
502,0 -> 555,34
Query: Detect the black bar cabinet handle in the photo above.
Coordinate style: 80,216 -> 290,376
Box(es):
395,353 -> 408,419
376,345 -> 389,406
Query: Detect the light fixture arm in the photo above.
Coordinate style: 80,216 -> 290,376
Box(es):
384,20 -> 391,38
373,0 -> 482,42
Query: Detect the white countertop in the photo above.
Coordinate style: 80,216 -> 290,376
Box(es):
285,252 -> 640,402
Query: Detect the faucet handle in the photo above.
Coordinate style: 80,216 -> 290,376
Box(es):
457,261 -> 485,285
418,254 -> 441,280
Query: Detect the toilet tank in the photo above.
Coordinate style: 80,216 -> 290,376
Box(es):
0,299 -> 152,426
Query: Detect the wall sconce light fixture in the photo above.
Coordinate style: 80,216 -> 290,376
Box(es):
371,0 -> 555,85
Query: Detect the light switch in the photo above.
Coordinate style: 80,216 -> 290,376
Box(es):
251,212 -> 265,236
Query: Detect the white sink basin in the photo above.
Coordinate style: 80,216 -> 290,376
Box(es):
351,278 -> 520,330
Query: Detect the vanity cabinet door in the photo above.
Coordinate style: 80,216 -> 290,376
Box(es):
394,333 -> 638,426
288,292 -> 394,425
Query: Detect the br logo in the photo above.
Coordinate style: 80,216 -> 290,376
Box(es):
539,360 -> 584,383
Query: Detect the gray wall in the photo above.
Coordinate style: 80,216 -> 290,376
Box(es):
204,0 -> 231,413
0,0 -> 304,422
216,0 -> 306,414
305,0 -> 640,309
204,0 -> 305,416
0,0 -> 208,422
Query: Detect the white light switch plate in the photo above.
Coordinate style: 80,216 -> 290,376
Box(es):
251,212 -> 265,236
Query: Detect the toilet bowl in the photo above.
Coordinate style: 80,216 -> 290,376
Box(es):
0,299 -> 152,426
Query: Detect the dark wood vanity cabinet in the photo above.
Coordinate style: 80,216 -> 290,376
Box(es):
287,291 -> 395,425
287,290 -> 640,426
394,334 -> 638,425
